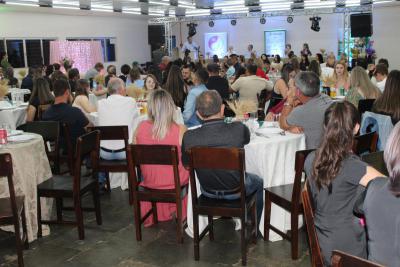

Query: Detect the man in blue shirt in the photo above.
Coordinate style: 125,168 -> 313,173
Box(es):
183,68 -> 209,127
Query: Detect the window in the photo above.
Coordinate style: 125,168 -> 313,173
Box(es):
42,39 -> 53,66
26,39 -> 42,67
6,40 -> 25,68
67,37 -> 116,62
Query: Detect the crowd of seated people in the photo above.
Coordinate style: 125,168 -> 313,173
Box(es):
2,44 -> 400,267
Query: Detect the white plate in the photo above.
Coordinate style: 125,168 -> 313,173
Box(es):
261,121 -> 279,128
256,127 -> 284,135
0,106 -> 16,110
18,102 -> 29,106
7,130 -> 23,137
8,134 -> 35,143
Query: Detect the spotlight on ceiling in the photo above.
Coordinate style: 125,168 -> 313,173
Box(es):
310,16 -> 321,32
209,20 -> 214,27
187,22 -> 198,37
231,19 -> 237,26
287,16 -> 294,23
260,17 -> 266,24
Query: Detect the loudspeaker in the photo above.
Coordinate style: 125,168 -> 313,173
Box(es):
350,13 -> 372,38
148,25 -> 165,45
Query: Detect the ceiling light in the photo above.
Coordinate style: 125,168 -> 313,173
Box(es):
231,19 -> 237,26
287,16 -> 294,23
209,21 -> 214,27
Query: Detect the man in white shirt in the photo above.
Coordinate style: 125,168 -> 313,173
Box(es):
245,44 -> 257,59
373,63 -> 388,93
97,78 -> 139,186
226,45 -> 236,57
231,64 -> 273,104
181,36 -> 199,60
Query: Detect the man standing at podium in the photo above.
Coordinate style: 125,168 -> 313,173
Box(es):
181,36 -> 199,60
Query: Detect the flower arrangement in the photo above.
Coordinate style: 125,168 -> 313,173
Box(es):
322,75 -> 336,88
18,69 -> 26,78
93,74 -> 105,86
227,99 -> 258,117
0,79 -> 9,99
59,56 -> 74,70
126,85 -> 146,99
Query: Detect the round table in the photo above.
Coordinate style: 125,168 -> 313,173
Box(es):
0,133 -> 53,242
185,130 -> 306,241
0,105 -> 27,130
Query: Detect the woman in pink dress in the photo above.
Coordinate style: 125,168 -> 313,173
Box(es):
135,89 -> 189,227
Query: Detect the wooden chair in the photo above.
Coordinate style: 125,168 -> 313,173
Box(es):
127,144 -> 188,243
60,122 -> 75,175
89,126 -> 129,194
188,147 -> 257,266
361,151 -> 389,176
331,250 -> 385,267
37,130 -> 102,240
0,153 -> 29,267
25,121 -> 61,174
353,132 -> 378,156
266,96 -> 283,113
301,181 -> 324,267
264,149 -> 315,259
358,99 -> 375,115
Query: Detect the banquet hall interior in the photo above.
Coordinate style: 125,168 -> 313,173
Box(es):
1,0 -> 400,266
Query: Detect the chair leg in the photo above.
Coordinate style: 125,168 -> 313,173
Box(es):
14,212 -> 24,267
133,198 -> 142,241
93,187 -> 102,225
176,201 -> 183,244
263,191 -> 272,241
241,216 -> 247,266
290,209 -> 299,260
74,197 -> 85,240
21,206 -> 29,249
208,215 -> 214,241
151,202 -> 158,224
252,202 -> 257,244
105,172 -> 111,192
56,198 -> 63,222
37,193 -> 42,238
193,212 -> 200,261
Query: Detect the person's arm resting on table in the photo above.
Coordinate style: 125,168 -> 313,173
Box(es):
279,97 -> 303,133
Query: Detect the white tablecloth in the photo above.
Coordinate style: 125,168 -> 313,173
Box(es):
0,105 -> 27,130
186,131 -> 306,241
87,108 -> 184,190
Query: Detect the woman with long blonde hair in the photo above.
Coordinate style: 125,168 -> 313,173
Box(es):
333,60 -> 350,91
345,66 -> 381,107
134,89 -> 189,227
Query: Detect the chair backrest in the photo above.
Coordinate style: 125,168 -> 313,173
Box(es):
89,125 -> 129,154
292,149 -> 315,209
361,151 -> 389,176
358,99 -> 375,114
353,132 -> 378,155
73,130 -> 100,191
187,147 -> 246,206
266,97 -> 284,113
302,181 -> 324,267
331,250 -> 384,267
127,144 -> 182,197
0,153 -> 19,220
25,121 -> 60,142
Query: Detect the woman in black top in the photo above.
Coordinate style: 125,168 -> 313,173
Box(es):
5,67 -> 19,88
362,122 -> 400,267
163,65 -> 187,111
305,101 -> 382,266
372,70 -> 400,125
27,77 -> 54,122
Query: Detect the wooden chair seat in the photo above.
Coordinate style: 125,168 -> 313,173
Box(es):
38,176 -> 97,196
0,196 -> 25,221
98,159 -> 127,169
198,192 -> 256,210
137,184 -> 188,201
266,182 -> 305,209
361,151 -> 389,176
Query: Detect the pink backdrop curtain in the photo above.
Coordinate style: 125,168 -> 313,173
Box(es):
49,41 -> 103,74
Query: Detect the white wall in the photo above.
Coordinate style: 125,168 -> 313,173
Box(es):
172,13 -> 342,58
172,5 -> 400,69
0,8 -> 150,73
372,5 -> 400,70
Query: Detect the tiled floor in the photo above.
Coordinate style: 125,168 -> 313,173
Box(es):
0,188 -> 310,267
